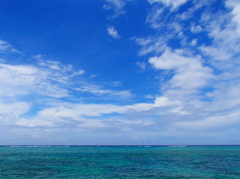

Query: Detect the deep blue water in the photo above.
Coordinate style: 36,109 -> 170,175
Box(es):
0,145 -> 240,178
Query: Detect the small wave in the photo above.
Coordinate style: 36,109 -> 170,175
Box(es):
10,146 -> 21,147
168,145 -> 187,147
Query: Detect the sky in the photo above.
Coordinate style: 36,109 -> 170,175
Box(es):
0,0 -> 240,145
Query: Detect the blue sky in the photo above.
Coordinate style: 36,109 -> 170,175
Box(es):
0,0 -> 240,145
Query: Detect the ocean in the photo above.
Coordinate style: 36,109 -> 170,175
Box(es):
0,145 -> 239,178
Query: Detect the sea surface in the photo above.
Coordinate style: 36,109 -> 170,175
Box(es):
0,145 -> 239,178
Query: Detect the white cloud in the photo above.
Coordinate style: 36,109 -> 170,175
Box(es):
0,62 -> 69,98
15,96 -> 177,128
70,70 -> 85,77
0,40 -> 18,53
2,2 -> 240,144
135,36 -> 167,55
1,40 -> 165,132
136,61 -> 147,70
0,102 -> 31,126
0,102 -> 30,116
226,0 -> 240,34
0,53 -> 87,99
147,0 -> 189,10
170,107 -> 189,115
38,60 -> 62,70
190,24 -> 203,33
175,110 -> 240,130
127,96 -> 180,112
10,96 -> 179,128
190,39 -> 198,46
149,49 -> 213,97
131,1 -> 240,141
32,97 -> 176,120
199,5 -> 240,61
107,26 -> 121,39
75,85 -> 131,98
104,0 -> 126,18
199,46 -> 232,61
146,6 -> 183,31
146,7 -> 164,29
110,81 -> 122,87
16,118 -> 53,127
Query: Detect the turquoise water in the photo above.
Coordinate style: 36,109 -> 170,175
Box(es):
0,146 -> 239,178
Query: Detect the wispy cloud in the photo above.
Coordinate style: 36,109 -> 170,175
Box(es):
107,26 -> 121,39
135,36 -> 167,55
226,0 -> 240,33
149,49 -> 214,98
174,110 -> 240,132
147,0 -> 189,10
146,7 -> 164,29
190,24 -> 203,33
75,85 -> 131,98
136,61 -> 147,71
15,96 -> 179,128
104,0 -> 126,18
0,40 -> 19,53
1,1 -> 240,144
0,60 -> 72,98
132,0 -> 240,141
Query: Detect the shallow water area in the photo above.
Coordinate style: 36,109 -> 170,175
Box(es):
0,145 -> 240,178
